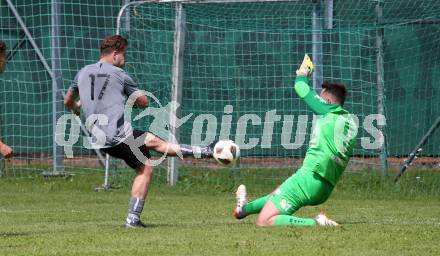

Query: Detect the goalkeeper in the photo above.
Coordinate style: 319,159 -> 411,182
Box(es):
233,54 -> 357,226
0,41 -> 13,158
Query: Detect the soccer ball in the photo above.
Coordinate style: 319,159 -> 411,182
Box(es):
213,140 -> 240,167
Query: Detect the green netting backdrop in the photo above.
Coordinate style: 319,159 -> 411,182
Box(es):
0,0 -> 439,173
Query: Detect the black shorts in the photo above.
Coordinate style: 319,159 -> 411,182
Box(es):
101,129 -> 151,169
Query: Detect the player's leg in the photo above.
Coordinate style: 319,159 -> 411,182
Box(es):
101,135 -> 153,228
143,132 -> 214,158
125,164 -> 153,228
255,200 -> 282,226
256,186 -> 316,227
234,170 -> 311,221
234,184 -> 272,219
233,183 -> 308,225
249,179 -> 315,227
131,164 -> 153,198
307,172 -> 339,226
257,170 -> 338,227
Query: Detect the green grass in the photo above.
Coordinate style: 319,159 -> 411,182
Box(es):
0,168 -> 439,255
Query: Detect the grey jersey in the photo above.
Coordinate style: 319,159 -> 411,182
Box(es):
69,62 -> 139,148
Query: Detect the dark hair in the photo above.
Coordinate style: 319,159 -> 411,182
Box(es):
100,35 -> 128,55
322,82 -> 347,106
0,41 -> 6,56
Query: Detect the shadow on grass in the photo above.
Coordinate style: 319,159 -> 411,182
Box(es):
100,223 -> 177,229
0,231 -> 32,237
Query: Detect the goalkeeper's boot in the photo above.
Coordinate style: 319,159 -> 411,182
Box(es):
233,184 -> 248,220
123,219 -> 147,229
200,140 -> 217,159
315,211 -> 339,226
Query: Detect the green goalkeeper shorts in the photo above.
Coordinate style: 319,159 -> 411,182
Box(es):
269,168 -> 334,215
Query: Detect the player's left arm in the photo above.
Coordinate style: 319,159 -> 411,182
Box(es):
124,74 -> 148,108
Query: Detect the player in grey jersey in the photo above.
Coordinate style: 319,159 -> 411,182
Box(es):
64,35 -> 214,228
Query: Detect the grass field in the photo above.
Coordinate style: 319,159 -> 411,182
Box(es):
1,167 -> 440,256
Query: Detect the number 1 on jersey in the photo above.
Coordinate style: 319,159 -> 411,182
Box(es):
89,74 -> 95,100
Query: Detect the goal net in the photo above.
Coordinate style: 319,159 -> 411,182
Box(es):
117,0 -> 440,176
0,0 -> 439,183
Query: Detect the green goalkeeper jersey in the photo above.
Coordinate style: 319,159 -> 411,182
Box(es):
295,76 -> 357,186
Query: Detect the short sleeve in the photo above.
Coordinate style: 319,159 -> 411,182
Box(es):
123,73 -> 139,96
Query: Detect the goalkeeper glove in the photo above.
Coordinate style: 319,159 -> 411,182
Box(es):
296,54 -> 314,76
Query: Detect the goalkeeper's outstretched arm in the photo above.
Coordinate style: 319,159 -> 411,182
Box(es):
294,54 -> 336,115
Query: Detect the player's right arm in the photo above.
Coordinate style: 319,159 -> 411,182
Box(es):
294,54 -> 335,115
64,72 -> 81,115
294,76 -> 335,115
64,90 -> 80,115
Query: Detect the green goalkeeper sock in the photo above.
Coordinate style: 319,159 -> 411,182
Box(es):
274,215 -> 317,226
243,194 -> 271,215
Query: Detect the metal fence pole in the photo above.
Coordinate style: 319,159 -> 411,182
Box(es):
312,0 -> 323,91
51,0 -> 64,173
167,3 -> 186,185
325,0 -> 333,29
123,0 -> 131,32
375,1 -> 388,177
